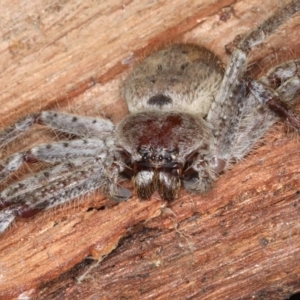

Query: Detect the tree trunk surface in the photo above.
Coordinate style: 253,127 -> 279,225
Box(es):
0,0 -> 299,299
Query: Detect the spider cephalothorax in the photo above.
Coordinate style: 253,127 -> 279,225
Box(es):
117,110 -> 211,200
0,1 -> 300,233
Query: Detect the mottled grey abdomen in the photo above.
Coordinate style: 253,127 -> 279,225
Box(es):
123,44 -> 224,116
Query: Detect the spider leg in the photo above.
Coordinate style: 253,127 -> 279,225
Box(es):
204,0 -> 300,169
207,0 -> 300,127
0,156 -> 130,233
247,78 -> 300,130
262,60 -> 300,103
243,59 -> 300,135
0,163 -> 107,233
183,58 -> 300,192
218,59 -> 300,164
0,114 -> 37,149
0,108 -> 128,234
0,111 -> 114,149
1,159 -> 91,201
0,138 -> 114,182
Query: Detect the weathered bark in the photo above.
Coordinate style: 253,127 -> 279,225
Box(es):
0,0 -> 299,299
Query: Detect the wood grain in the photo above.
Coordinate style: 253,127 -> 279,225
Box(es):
0,0 -> 299,299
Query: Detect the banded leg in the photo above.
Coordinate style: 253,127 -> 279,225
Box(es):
218,59 -> 300,164
0,163 -> 106,233
262,60 -> 300,103
0,159 -> 93,201
0,111 -> 114,149
0,159 -> 130,233
0,137 -> 114,182
207,0 -> 300,132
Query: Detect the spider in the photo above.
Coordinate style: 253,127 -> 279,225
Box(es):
0,0 -> 299,234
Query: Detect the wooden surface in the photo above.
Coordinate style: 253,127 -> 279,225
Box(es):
0,0 -> 300,299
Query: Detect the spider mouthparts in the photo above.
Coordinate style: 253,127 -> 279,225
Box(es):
133,162 -> 182,201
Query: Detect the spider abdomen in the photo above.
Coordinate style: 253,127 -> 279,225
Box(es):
123,44 -> 224,116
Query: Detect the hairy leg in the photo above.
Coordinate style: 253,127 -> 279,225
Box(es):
207,0 -> 300,135
0,111 -> 114,149
216,59 -> 300,164
0,137 -> 114,182
0,163 -> 106,233
0,156 -> 130,233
